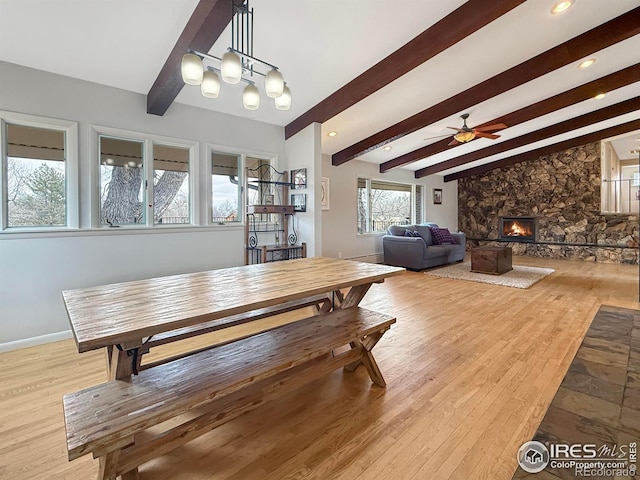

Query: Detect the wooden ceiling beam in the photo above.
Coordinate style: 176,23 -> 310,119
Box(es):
380,64 -> 640,173
147,0 -> 238,116
332,7 -> 640,166
415,96 -> 640,178
284,0 -> 525,140
443,119 -> 640,182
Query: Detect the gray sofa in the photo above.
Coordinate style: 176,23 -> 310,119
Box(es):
383,223 -> 466,270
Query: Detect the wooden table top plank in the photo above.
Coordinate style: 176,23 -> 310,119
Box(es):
62,257 -> 404,352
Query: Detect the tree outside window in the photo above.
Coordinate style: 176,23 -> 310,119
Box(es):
6,124 -> 66,227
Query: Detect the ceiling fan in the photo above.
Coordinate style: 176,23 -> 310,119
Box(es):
446,113 -> 507,146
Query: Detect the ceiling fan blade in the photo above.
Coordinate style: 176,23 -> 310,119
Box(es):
446,126 -> 463,132
423,134 -> 452,141
474,131 -> 500,140
474,123 -> 507,132
447,138 -> 461,146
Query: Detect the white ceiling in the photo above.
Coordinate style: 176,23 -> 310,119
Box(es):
1,0 -> 639,175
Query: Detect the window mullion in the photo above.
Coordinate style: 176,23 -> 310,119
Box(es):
0,120 -> 6,231
146,140 -> 153,227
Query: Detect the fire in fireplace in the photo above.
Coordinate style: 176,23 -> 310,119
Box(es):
500,217 -> 536,243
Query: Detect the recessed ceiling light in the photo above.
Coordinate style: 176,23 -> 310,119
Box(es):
327,131 -> 337,137
594,93 -> 606,100
578,58 -> 596,69
383,146 -> 392,151
550,1 -> 574,15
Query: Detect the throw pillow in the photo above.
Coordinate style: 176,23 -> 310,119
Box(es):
431,227 -> 456,245
404,229 -> 419,237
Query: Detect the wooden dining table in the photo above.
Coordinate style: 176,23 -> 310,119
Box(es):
62,256 -> 405,380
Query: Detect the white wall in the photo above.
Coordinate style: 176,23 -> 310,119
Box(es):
321,154 -> 458,260
284,123 -> 322,256
0,61 -> 285,348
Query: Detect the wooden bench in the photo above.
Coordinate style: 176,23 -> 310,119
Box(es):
63,306 -> 395,480
107,293 -> 334,376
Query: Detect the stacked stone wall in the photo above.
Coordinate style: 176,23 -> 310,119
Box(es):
458,142 -> 638,264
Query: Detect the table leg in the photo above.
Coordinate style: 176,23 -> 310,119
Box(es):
339,283 -> 372,309
107,340 -> 145,380
97,450 -> 119,480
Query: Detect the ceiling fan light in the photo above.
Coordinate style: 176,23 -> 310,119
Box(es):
274,84 -> 292,111
243,83 -> 260,110
201,70 -> 221,98
265,69 -> 285,98
181,53 -> 203,85
221,51 -> 242,84
454,131 -> 475,143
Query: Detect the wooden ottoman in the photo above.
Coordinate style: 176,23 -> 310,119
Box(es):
471,246 -> 513,275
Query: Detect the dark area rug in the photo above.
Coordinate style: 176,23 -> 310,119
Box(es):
512,305 -> 640,480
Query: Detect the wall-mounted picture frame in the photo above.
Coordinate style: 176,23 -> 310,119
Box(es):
321,177 -> 330,210
433,188 -> 443,205
264,193 -> 274,205
291,193 -> 306,212
291,168 -> 307,189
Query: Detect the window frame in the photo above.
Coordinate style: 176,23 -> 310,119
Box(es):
205,143 -> 277,227
0,111 -> 79,233
356,176 -> 424,235
91,126 -> 198,229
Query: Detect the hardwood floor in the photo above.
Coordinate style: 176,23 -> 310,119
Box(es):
1,256 -> 638,480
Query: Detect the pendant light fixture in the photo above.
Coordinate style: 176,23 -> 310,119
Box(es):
220,51 -> 242,84
275,84 -> 292,111
265,69 -> 284,98
201,69 -> 221,98
179,0 -> 291,111
181,53 -> 204,85
243,83 -> 260,110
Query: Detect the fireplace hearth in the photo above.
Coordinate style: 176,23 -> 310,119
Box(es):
500,217 -> 536,243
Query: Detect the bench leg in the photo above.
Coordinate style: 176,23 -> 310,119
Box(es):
345,330 -> 389,387
121,468 -> 140,480
359,348 -> 386,388
343,341 -> 360,372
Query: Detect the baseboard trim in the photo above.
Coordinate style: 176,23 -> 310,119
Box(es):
347,252 -> 384,264
0,330 -> 73,353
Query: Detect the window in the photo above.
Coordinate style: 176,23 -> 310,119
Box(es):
1,113 -> 78,230
357,178 -> 415,233
601,138 -> 639,214
154,144 -> 190,225
211,152 -> 242,223
95,127 -> 196,228
99,136 -> 145,226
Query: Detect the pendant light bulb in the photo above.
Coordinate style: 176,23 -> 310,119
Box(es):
221,51 -> 242,84
274,84 -> 292,111
201,70 -> 221,98
181,53 -> 204,85
243,83 -> 260,110
265,69 -> 285,98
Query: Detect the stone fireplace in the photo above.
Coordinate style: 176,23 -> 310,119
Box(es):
500,217 -> 535,243
458,142 -> 639,264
